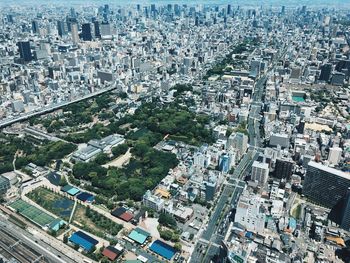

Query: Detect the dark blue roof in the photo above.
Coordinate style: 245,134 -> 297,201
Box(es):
77,192 -> 94,202
111,207 -> 127,217
69,231 -> 98,251
149,240 -> 176,260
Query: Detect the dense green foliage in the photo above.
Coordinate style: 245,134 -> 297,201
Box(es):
158,213 -> 177,229
127,102 -> 214,145
0,136 -> 34,173
111,143 -> 128,157
74,142 -> 178,201
158,227 -> 180,242
15,141 -> 77,168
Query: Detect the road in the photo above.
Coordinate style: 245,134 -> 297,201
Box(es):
248,76 -> 267,148
189,179 -> 245,263
0,214 -> 84,263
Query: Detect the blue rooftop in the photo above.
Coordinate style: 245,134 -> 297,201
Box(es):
77,192 -> 94,202
69,231 -> 98,251
149,240 -> 176,260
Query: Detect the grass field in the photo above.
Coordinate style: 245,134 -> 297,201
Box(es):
9,199 -> 56,227
26,187 -> 74,220
27,187 -> 123,239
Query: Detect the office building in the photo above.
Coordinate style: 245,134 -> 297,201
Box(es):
328,147 -> 342,166
81,23 -> 92,41
32,20 -> 39,34
251,161 -> 269,185
227,132 -> 248,159
274,158 -> 294,180
17,41 -> 32,62
94,21 -> 100,38
303,161 -> 350,208
219,153 -> 231,173
71,23 -> 79,44
340,188 -> 350,231
319,63 -> 332,82
57,20 -> 66,37
235,191 -> 266,233
269,133 -> 290,148
100,21 -> 111,37
11,100 -> 25,112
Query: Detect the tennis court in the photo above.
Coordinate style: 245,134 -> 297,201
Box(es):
9,199 -> 57,227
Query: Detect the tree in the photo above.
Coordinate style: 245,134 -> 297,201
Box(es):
111,144 -> 128,157
94,153 -> 110,165
159,213 -> 177,229
63,234 -> 68,244
59,176 -> 67,186
174,242 -> 182,251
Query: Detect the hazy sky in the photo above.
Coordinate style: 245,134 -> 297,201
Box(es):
2,0 -> 350,8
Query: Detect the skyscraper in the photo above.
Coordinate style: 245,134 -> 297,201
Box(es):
100,21 -> 111,37
340,188 -> 350,231
219,153 -> 231,173
57,20 -> 66,37
32,20 -> 39,34
94,21 -> 100,38
319,63 -> 332,82
303,161 -> 350,208
17,41 -> 32,62
227,4 -> 232,15
71,23 -> 79,44
81,23 -> 92,41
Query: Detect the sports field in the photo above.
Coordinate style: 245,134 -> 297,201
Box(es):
9,199 -> 56,227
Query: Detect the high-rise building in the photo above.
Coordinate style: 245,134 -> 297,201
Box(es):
94,21 -> 100,38
71,23 -> 79,44
100,21 -> 111,37
340,188 -> 350,231
17,41 -> 32,62
303,161 -> 350,208
227,132 -> 248,159
57,20 -> 66,37
281,6 -> 285,14
227,4 -> 232,15
219,153 -> 231,173
319,63 -> 332,82
328,147 -> 342,166
251,161 -> 269,185
32,20 -> 39,34
274,158 -> 294,180
81,23 -> 92,41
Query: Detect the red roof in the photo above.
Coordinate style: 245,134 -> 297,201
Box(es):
102,247 -> 119,260
119,211 -> 134,222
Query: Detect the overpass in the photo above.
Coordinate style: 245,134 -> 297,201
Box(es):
0,86 -> 117,129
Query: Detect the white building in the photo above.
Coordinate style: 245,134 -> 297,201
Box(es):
142,190 -> 164,212
328,147 -> 342,166
251,161 -> 269,186
235,191 -> 266,233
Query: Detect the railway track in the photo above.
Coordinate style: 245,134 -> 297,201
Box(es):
0,227 -> 48,263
